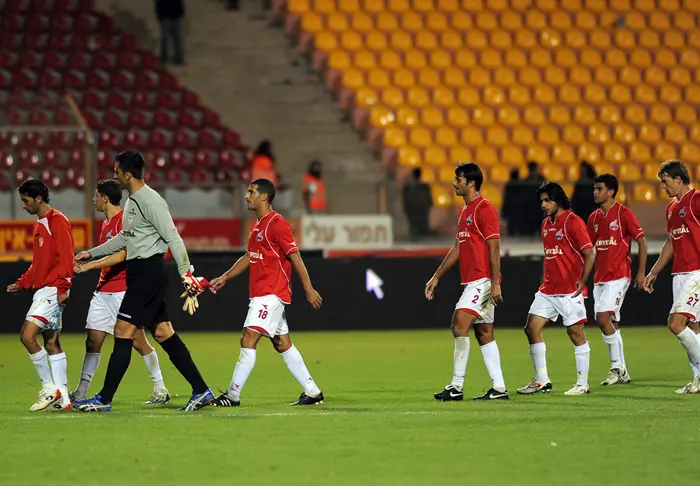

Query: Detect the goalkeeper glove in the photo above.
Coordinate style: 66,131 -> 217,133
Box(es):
181,293 -> 200,315
180,266 -> 209,315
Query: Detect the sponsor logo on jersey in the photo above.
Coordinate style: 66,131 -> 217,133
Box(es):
123,230 -> 136,238
457,230 -> 470,241
249,251 -> 264,260
596,237 -> 617,250
544,245 -> 564,259
609,220 -> 619,230
555,229 -> 564,241
671,225 -> 690,239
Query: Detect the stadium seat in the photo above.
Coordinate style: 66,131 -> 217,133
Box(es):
633,182 -> 657,203
430,183 -> 452,209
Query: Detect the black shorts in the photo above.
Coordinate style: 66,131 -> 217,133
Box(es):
118,254 -> 170,328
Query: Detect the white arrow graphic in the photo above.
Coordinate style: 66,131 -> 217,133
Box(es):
366,269 -> 384,300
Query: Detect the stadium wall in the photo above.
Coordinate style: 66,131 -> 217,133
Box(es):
0,254 -> 672,333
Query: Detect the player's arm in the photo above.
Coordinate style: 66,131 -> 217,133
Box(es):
573,247 -> 595,298
644,234 -> 673,293
289,251 -> 322,310
52,216 -> 75,300
634,235 -> 648,289
209,253 -> 250,293
146,199 -> 191,277
9,264 -> 34,292
571,218 -> 594,298
425,240 -> 458,300
80,229 -> 127,262
75,249 -> 127,274
486,238 -> 503,305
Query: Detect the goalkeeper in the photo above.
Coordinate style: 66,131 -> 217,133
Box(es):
74,150 -> 214,412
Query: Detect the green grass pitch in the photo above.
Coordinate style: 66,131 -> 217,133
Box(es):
0,328 -> 697,485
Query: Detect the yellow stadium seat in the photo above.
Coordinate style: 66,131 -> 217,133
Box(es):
569,66 -> 592,87
481,186 -> 504,210
389,30 -> 412,50
610,84 -> 631,104
576,11 -> 597,30
593,162 -> 615,176
690,31 -> 700,49
660,85 -> 683,105
559,0 -> 582,11
664,30 -> 685,49
475,147 -> 499,167
369,105 -> 395,127
469,67 -> 492,88
449,147 -> 473,164
458,87 -> 480,107
422,107 -> 445,128
642,162 -> 658,180
453,49 -> 477,70
420,168 -> 436,182
395,106 -> 418,127
409,127 -> 432,148
487,126 -> 509,146
397,145 -> 420,167
367,69 -> 391,89
680,49 -> 700,69
500,11 -> 522,30
444,67 -> 466,88
401,11 -> 424,32
655,48 -> 677,69
381,87 -> 405,109
515,29 -> 537,49
512,125 -> 535,146
614,124 -> 636,144
629,142 -> 651,163
428,49 -> 452,70
354,50 -> 376,70
387,0 -> 409,12
599,104 -> 622,124
639,30 -> 661,49
361,0 -> 384,13
536,0 -> 559,11
574,105 -> 596,125
339,0 -> 360,14
463,0 -> 485,12
441,30 -> 463,50
315,31 -> 337,52
664,123 -> 687,144
650,104 -> 672,125
557,84 -> 580,104
578,142 -> 601,162
618,163 -> 641,182
486,0 -> 508,11
563,125 -> 585,145
426,12 -> 448,31
351,12 -> 374,32
505,48 -> 527,68
524,105 -> 547,126
519,67 -> 542,87
543,66 -> 566,87
437,165 -> 455,183
605,48 -> 628,68
481,48 -> 503,69
447,106 -> 470,127
604,142 -> 626,164
328,51 -> 351,72
424,147 -> 447,167
608,0 -> 630,12
288,0 -> 310,13
588,123 -> 611,144
472,105 -> 495,127
625,11 -> 646,31
549,11 -> 572,30
670,66 -> 692,87
490,165 -> 512,184
433,86 -> 455,107
378,51 -> 401,70
508,85 -> 531,105
554,49 -> 577,68
354,87 -> 378,107
552,143 -> 576,165
491,31 -> 513,50
461,126 -> 484,147
415,30 -> 439,50
527,144 -> 549,164
430,183 -> 453,209
376,12 -> 398,31
537,125 -> 560,145
466,31 -> 489,50
542,164 -> 565,181
624,105 -> 647,125
645,66 -> 667,87
383,126 -> 406,147
326,13 -> 349,32
539,28 -> 562,49
680,143 -> 700,163
341,69 -> 365,89
393,68 -> 415,89
567,30 -> 588,49
526,10 -> 548,30
476,11 -> 499,31
406,86 -> 430,108
613,29 -> 635,51
686,85 -> 700,105
528,48 -> 552,70
494,66 -> 516,87
634,84 -> 657,104
501,145 -> 525,167
590,29 -> 612,50
313,0 -> 336,14
497,106 -> 521,127
301,12 -> 324,33
691,124 -> 700,143
340,31 -> 363,51
413,0 -> 435,13
595,66 -> 617,87
418,68 -> 441,88
483,86 -> 506,107
450,11 -> 473,30
581,48 -> 602,68
549,105 -> 571,125
655,142 -> 677,161
404,50 -> 427,70
674,10 -> 696,30
632,182 -> 657,203
366,31 -> 388,51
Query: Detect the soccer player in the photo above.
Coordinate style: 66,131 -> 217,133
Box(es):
208,178 -> 324,407
73,150 -> 214,411
6,180 -> 74,411
643,160 -> 700,394
71,180 -> 170,406
587,174 -> 647,386
425,163 -> 508,401
518,182 -> 595,396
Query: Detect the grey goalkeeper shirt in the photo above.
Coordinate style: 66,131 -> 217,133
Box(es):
88,184 -> 191,276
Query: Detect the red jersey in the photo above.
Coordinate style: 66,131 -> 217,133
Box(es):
667,188 -> 700,274
16,208 -> 74,295
587,202 -> 645,284
540,210 -> 593,295
456,196 -> 500,284
247,211 -> 299,303
96,210 -> 127,293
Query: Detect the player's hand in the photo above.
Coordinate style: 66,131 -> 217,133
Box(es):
209,276 -> 227,294
57,293 -> 69,306
490,282 -> 503,306
181,268 -> 209,297
643,273 -> 657,294
634,271 -> 646,290
305,287 -> 322,310
6,283 -> 20,293
74,251 -> 91,263
571,281 -> 585,298
425,277 -> 439,300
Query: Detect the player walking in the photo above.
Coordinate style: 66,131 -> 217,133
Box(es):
71,180 -> 170,406
587,174 -> 647,386
426,163 -> 508,401
6,180 -> 74,411
518,182 -> 595,396
74,151 -> 214,411
208,178 -> 325,407
643,160 -> 700,394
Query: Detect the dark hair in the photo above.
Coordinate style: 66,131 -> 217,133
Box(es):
509,169 -> 519,181
580,160 -> 596,180
254,139 -> 274,159
412,167 -> 422,180
594,173 -> 619,197
455,162 -> 483,191
18,179 -> 50,203
658,159 -> 690,184
251,178 -> 276,203
116,150 -> 145,179
96,179 -> 123,206
537,182 -> 571,210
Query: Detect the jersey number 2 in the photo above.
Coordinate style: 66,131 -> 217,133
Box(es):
471,294 -> 479,304
258,309 -> 269,319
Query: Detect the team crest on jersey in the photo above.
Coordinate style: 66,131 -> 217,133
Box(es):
593,224 -> 598,233
668,210 -> 673,220
609,220 -> 619,230
679,208 -> 687,218
128,215 -> 134,224
466,214 -> 473,226
106,231 -> 113,239
38,237 -> 43,247
256,232 -> 264,242
555,229 -> 564,241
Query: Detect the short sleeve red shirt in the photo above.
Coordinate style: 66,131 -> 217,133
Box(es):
456,197 -> 500,284
540,210 -> 593,295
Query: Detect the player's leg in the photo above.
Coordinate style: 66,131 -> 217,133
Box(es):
19,320 -> 59,411
434,309 -> 477,401
679,321 -> 700,391
670,273 -> 700,393
472,323 -> 508,400
42,328 -> 72,409
518,292 -> 557,394
595,279 -> 630,385
132,328 -> 170,405
211,328 -> 262,407
272,326 -> 324,405
564,323 -> 591,395
73,329 -> 107,402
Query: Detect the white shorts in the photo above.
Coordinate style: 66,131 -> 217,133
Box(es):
671,271 -> 700,323
244,295 -> 289,337
26,287 -> 65,331
593,278 -> 630,322
455,278 -> 494,324
86,291 -> 125,334
528,291 -> 588,327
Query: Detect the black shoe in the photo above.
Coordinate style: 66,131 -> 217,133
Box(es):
209,393 -> 240,407
291,391 -> 324,406
473,388 -> 509,400
434,385 -> 464,401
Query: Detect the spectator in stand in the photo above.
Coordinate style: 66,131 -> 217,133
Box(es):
501,169 -> 522,236
572,161 -> 598,222
402,168 -> 433,241
156,0 -> 185,65
302,160 -> 327,213
249,140 -> 280,188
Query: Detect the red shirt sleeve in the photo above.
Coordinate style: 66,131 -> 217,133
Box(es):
51,214 -> 75,294
16,264 -> 34,289
693,191 -> 700,219
586,213 -> 597,244
568,215 -> 593,252
622,207 -> 645,240
272,218 -> 299,256
477,202 -> 500,240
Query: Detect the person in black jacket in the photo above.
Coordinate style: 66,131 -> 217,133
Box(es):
571,161 -> 598,222
403,168 -> 434,241
156,0 -> 185,65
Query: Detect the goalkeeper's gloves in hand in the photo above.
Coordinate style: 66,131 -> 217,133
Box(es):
181,294 -> 200,315
180,266 -> 209,315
